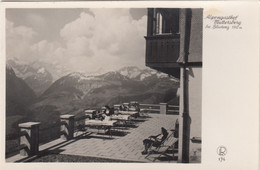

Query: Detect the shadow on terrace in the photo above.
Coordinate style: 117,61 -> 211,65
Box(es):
6,103 -> 193,163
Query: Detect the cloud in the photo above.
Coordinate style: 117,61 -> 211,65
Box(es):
26,14 -> 47,30
60,12 -> 95,41
6,20 -> 37,40
6,20 -> 37,60
30,40 -> 61,61
7,9 -> 147,76
58,9 -> 147,73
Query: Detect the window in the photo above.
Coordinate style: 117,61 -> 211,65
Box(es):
147,8 -> 180,36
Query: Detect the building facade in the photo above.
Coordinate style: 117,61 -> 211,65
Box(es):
145,8 -> 202,163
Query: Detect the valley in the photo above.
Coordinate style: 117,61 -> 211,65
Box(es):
6,63 -> 180,156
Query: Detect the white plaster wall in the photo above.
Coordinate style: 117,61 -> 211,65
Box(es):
188,67 -> 202,163
177,67 -> 202,163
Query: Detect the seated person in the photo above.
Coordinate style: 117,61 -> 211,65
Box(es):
95,110 -> 105,120
98,105 -> 114,121
141,127 -> 168,155
103,105 -> 114,116
135,103 -> 140,112
122,103 -> 130,111
129,106 -> 137,111
118,104 -> 126,111
103,114 -> 111,121
91,110 -> 98,119
129,102 -> 140,111
118,105 -> 123,111
124,105 -> 129,111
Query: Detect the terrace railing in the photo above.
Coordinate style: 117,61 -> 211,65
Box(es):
6,122 -> 61,158
167,105 -> 179,115
7,115 -> 75,158
139,103 -> 179,115
139,104 -> 161,114
8,102 -> 179,159
74,115 -> 89,135
18,122 -> 41,156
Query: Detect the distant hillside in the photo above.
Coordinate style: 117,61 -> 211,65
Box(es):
5,65 -> 180,156
6,65 -> 36,150
32,67 -> 179,114
7,58 -> 53,96
6,65 -> 60,157
6,65 -> 36,117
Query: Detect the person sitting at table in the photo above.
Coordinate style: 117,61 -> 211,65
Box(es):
141,127 -> 168,155
95,110 -> 104,120
97,105 -> 112,121
103,105 -> 114,116
129,103 -> 140,112
103,114 -> 111,121
91,110 -> 98,119
119,105 -> 124,111
121,104 -> 129,111
135,102 -> 140,112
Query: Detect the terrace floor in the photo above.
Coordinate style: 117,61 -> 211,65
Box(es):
7,114 -> 180,163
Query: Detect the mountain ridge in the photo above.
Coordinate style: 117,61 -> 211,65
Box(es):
32,66 -> 179,114
6,63 -> 180,155
7,58 -> 53,96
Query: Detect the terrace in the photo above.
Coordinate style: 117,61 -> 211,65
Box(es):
6,103 -> 192,163
6,103 -> 201,163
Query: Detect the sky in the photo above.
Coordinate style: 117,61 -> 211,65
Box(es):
6,8 -> 147,74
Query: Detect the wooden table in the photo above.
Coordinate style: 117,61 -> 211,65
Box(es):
118,111 -> 139,118
85,120 -> 117,137
118,111 -> 138,115
110,115 -> 131,128
110,115 -> 130,120
84,110 -> 96,118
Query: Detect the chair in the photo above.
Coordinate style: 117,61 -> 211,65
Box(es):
145,130 -> 172,158
139,109 -> 149,117
152,136 -> 178,162
145,120 -> 179,162
145,132 -> 178,162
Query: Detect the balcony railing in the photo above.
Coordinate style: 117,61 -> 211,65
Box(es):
145,33 -> 180,67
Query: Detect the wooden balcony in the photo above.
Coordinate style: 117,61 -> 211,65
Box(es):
145,33 -> 180,66
145,33 -> 180,77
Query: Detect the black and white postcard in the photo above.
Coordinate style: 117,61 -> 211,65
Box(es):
0,1 -> 259,170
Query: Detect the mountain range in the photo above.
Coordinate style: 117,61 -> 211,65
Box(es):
7,58 -> 53,96
32,66 -> 179,113
6,62 -> 180,155
7,60 -> 180,114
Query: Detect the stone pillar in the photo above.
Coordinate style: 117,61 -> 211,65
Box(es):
159,103 -> 167,115
18,122 -> 40,156
60,115 -> 75,140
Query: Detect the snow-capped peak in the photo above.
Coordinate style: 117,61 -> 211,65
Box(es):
68,72 -> 86,78
117,66 -> 179,82
6,64 -> 16,76
140,72 -> 151,80
67,72 -> 99,81
156,72 -> 168,78
8,57 -> 25,65
37,67 -> 46,74
6,63 -> 12,70
118,66 -> 142,79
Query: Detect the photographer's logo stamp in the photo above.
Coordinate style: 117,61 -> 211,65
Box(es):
217,146 -> 227,162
